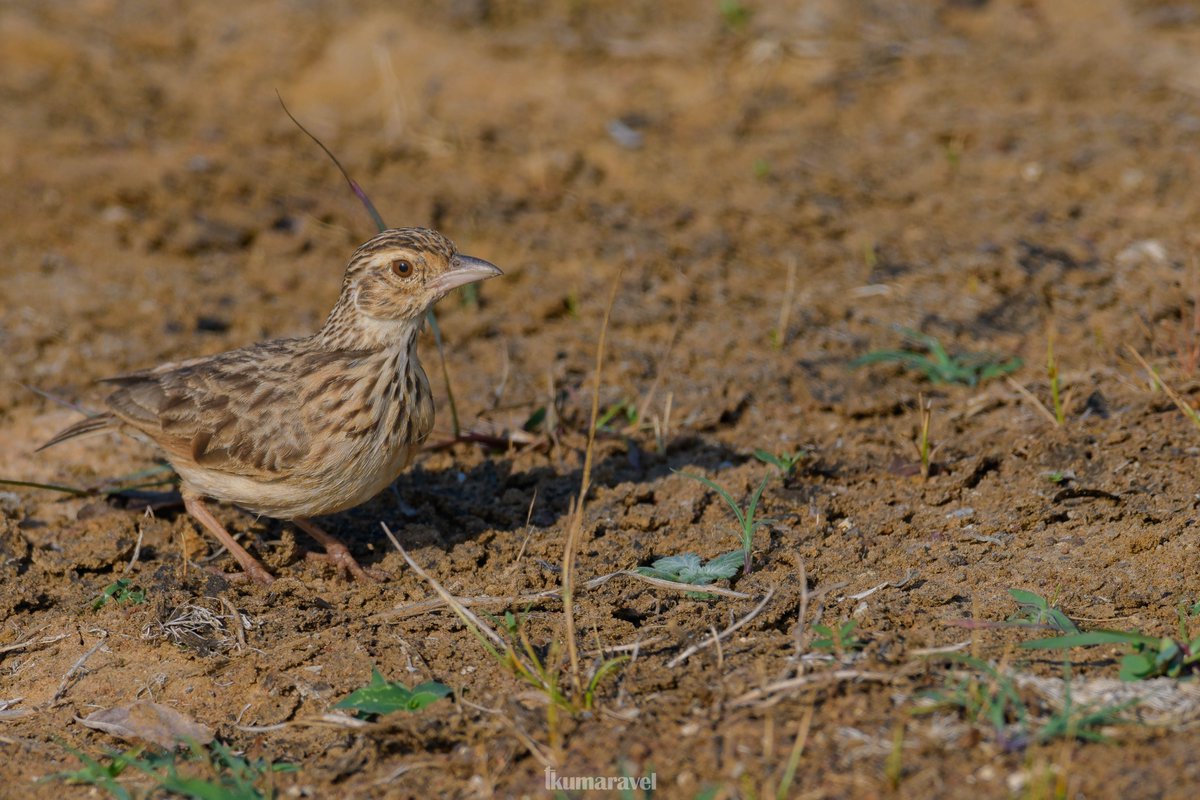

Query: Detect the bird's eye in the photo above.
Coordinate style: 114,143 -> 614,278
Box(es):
390,259 -> 414,277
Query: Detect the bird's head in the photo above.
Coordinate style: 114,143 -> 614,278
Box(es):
339,227 -> 502,322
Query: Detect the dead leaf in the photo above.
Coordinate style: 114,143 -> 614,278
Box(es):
78,701 -> 213,749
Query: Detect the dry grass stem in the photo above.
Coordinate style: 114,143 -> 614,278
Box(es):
381,522 -> 509,651
51,630 -> 108,704
667,588 -> 776,668
1127,345 -> 1200,431
562,270 -> 622,694
1005,376 -> 1062,427
731,670 -> 896,708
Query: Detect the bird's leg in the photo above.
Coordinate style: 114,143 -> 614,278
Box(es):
183,493 -> 276,586
294,518 -> 388,583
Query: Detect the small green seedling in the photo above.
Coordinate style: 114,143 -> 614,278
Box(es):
675,469 -> 773,573
637,552 -> 744,597
851,328 -> 1022,386
596,399 -> 638,431
51,740 -> 295,800
914,654 -> 1027,746
1007,589 -> 1080,635
1047,331 -> 1065,425
916,654 -> 1134,749
719,0 -> 752,31
334,669 -> 451,716
753,448 -> 807,478
1023,601 -> 1200,680
91,578 -> 146,610
1037,664 -> 1135,744
636,551 -> 744,584
810,620 -> 865,656
50,744 -> 144,800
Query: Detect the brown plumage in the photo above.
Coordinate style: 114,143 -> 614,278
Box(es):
41,227 -> 502,585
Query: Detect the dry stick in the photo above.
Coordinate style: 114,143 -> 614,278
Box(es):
774,254 -> 799,349
121,513 -> 148,577
562,271 -> 622,696
793,558 -> 810,658
0,632 -> 70,656
730,669 -> 896,708
51,631 -> 108,704
510,488 -> 539,570
1005,376 -> 1060,427
1126,345 -> 1200,430
667,588 -> 776,668
374,569 -> 750,621
381,523 -> 508,651
635,314 -> 681,425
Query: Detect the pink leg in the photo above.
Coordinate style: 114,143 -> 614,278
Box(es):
183,493 -> 275,586
294,518 -> 388,583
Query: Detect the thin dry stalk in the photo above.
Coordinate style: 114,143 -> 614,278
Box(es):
381,523 -> 507,651
0,631 -> 69,656
635,315 -> 681,424
776,701 -> 815,800
374,569 -> 751,622
122,510 -> 148,576
1005,376 -> 1061,427
794,558 -> 810,657
1127,345 -> 1200,432
773,255 -> 799,349
51,630 -> 108,704
731,669 -> 896,708
510,488 -> 539,570
562,271 -> 622,695
667,588 -> 776,668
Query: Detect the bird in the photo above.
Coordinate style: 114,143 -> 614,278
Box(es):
39,227 -> 502,585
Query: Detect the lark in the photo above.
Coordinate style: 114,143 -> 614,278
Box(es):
40,227 -> 502,585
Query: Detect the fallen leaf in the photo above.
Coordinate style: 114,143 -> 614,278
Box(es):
78,701 -> 213,749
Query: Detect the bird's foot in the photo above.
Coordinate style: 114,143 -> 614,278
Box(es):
294,518 -> 388,583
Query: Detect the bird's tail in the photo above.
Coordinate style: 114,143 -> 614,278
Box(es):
36,413 -> 117,452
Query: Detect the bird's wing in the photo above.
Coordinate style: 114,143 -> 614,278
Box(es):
104,341 -> 378,482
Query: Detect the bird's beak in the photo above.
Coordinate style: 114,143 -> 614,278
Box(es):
430,254 -> 503,294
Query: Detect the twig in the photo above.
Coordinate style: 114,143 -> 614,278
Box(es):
1005,376 -> 1061,427
236,712 -> 372,733
0,632 -> 70,657
562,270 -> 622,694
381,523 -> 507,651
373,569 -> 750,622
667,588 -> 776,668
122,512 -> 148,576
51,631 -> 108,704
794,558 -> 809,657
731,670 -> 896,708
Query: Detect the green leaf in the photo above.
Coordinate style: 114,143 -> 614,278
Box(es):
91,578 -> 147,610
1008,589 -> 1048,608
334,669 -> 451,715
1021,630 -> 1160,650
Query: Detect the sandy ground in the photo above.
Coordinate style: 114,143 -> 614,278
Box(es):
7,0 -> 1200,797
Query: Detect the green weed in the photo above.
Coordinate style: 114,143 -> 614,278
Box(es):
91,578 -> 146,610
810,620 -> 865,656
50,740 -> 296,800
334,669 -> 451,717
675,469 -> 772,573
753,448 -> 807,478
851,328 -> 1022,386
719,0 -> 752,31
1007,589 -> 1080,635
916,655 -> 1133,749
